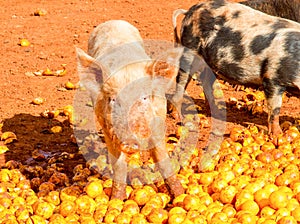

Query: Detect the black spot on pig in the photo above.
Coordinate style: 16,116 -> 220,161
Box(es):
250,33 -> 277,55
272,20 -> 290,30
284,31 -> 300,59
185,3 -> 203,18
181,23 -> 200,50
209,26 -> 245,61
260,58 -> 269,78
232,11 -> 241,18
210,0 -> 225,9
262,77 -> 285,99
219,61 -> 245,83
269,107 -> 281,122
276,31 -> 300,83
198,10 -> 214,39
277,57 -> 298,84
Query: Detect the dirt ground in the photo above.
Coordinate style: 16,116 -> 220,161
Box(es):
0,0 -> 299,181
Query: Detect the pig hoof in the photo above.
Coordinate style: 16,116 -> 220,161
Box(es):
165,175 -> 185,197
111,182 -> 127,200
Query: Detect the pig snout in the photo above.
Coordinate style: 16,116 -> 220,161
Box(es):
120,138 -> 140,154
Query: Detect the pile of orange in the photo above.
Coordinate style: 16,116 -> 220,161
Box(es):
1,99 -> 300,223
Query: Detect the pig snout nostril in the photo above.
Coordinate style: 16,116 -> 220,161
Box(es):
120,139 -> 140,153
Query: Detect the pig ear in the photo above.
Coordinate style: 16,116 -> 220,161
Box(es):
76,47 -> 105,100
148,47 -> 183,87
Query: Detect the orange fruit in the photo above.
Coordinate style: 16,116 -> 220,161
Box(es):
269,190 -> 288,210
239,200 -> 260,216
199,172 -> 215,186
168,214 -> 186,224
143,186 -> 156,197
122,202 -> 140,216
33,201 -> 55,219
219,185 -> 237,204
173,194 -> 187,207
286,198 -> 299,211
131,214 -> 147,224
168,207 -> 187,216
186,210 -> 200,220
183,195 -> 201,211
260,219 -> 276,224
108,198 -> 124,212
211,178 -> 228,193
211,211 -> 228,222
254,189 -> 270,208
291,206 -> 300,221
115,213 -> 131,224
260,206 -> 275,218
156,193 -> 170,208
261,142 -> 276,152
30,215 -> 47,224
199,194 -> 213,207
49,214 -> 66,224
244,181 -> 265,194
141,204 -> 155,217
256,152 -> 274,163
146,196 -> 164,208
263,184 -> 278,196
221,204 -> 236,218
236,211 -> 257,224
59,200 -> 76,217
94,193 -> 109,205
275,208 -> 290,220
84,180 -> 103,198
186,184 -> 203,195
277,215 -> 297,224
75,195 -> 97,215
64,213 -> 79,222
130,188 -> 150,206
147,208 -> 168,223
45,191 -> 60,206
19,38 -> 30,47
94,204 -> 107,221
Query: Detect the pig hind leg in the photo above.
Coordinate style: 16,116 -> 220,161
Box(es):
170,49 -> 195,120
263,78 -> 286,135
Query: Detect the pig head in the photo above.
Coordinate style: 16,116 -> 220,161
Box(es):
76,20 -> 184,199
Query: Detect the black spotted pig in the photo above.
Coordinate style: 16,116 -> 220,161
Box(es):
240,0 -> 300,23
171,0 -> 300,135
76,20 -> 184,199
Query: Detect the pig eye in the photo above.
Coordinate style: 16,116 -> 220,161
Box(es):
141,96 -> 149,101
109,97 -> 116,104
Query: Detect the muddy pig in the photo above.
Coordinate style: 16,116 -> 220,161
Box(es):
76,20 -> 184,200
240,0 -> 300,23
171,0 -> 300,135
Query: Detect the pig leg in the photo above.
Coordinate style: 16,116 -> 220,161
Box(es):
170,48 -> 194,120
263,78 -> 285,135
110,151 -> 128,200
153,146 -> 184,197
150,117 -> 184,196
199,67 -> 224,118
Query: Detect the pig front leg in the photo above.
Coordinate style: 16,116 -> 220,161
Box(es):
110,151 -> 128,200
153,146 -> 184,197
170,69 -> 191,120
263,78 -> 285,135
170,49 -> 194,120
150,117 -> 184,197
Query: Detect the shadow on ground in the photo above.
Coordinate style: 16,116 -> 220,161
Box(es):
0,113 -> 86,179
